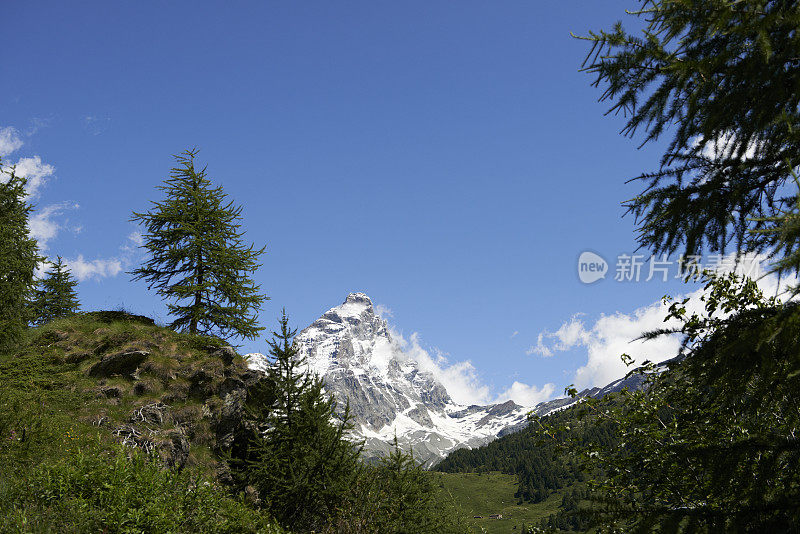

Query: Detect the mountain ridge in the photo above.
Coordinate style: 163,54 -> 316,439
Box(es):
247,292 -> 651,466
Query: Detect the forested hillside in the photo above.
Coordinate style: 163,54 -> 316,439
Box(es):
435,404 -> 615,503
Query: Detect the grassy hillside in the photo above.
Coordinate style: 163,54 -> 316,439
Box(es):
434,472 -> 567,533
0,311 -> 282,533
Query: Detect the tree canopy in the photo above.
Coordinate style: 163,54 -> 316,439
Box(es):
0,159 -> 41,350
541,3 -> 800,530
30,256 -> 80,326
534,273 -> 800,532
131,149 -> 267,340
579,0 -> 800,265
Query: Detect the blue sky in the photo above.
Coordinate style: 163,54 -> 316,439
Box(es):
3,1 -> 727,405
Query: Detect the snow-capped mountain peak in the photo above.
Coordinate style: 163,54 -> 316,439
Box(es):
248,292 -> 530,466
297,292 -> 395,377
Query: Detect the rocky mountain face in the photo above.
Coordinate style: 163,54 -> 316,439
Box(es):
247,293 -> 533,466
247,293 -> 652,467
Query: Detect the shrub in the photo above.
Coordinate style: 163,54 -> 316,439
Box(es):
1,440 -> 282,533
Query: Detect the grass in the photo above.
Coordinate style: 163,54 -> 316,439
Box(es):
434,472 -> 565,533
0,312 -> 283,533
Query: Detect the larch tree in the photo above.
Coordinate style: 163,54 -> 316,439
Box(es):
0,159 -> 41,350
131,149 -> 267,340
579,0 -> 800,270
540,1 -> 800,530
30,256 -> 80,326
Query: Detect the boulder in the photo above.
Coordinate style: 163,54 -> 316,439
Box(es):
101,386 -> 123,398
161,429 -> 190,468
88,350 -> 149,378
212,345 -> 237,365
65,351 -> 91,364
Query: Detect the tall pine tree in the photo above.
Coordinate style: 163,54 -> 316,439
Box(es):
30,256 -> 80,326
131,149 -> 267,340
0,159 -> 41,350
238,310 -> 362,532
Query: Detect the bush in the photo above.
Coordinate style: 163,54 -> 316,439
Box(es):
0,386 -> 280,534
321,442 -> 464,534
0,440 -> 282,533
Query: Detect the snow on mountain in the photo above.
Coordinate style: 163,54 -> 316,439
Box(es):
246,292 -> 655,466
246,293 -> 535,466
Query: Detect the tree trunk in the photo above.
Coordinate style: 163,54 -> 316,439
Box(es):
191,247 -> 203,334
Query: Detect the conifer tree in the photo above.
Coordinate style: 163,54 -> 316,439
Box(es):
323,437 -> 460,533
131,149 -> 267,340
30,256 -> 80,326
0,159 -> 41,350
241,310 -> 362,532
372,438 -> 449,533
553,3 -> 800,530
578,0 -> 800,267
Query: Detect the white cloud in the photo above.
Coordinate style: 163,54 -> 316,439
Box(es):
63,231 -> 145,282
496,381 -> 556,406
64,255 -> 124,281
34,262 -> 49,280
570,302 -> 686,389
0,125 -> 55,198
0,122 -> 134,283
11,156 -> 55,198
385,326 -> 556,407
0,127 -> 23,157
389,327 -> 491,406
533,254 -> 796,389
29,202 -> 80,250
120,231 -> 144,255
128,231 -> 144,246
375,304 -> 393,318
527,314 -> 591,357
694,132 -> 759,161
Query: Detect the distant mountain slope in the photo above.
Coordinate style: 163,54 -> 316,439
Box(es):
247,293 -> 657,467
434,359 -> 672,516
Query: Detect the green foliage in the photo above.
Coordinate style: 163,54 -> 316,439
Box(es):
435,407 -> 614,505
232,310 -> 362,532
0,430 -> 281,533
578,0 -> 800,261
30,256 -> 80,326
230,312 -> 460,533
131,149 -> 267,340
535,272 -> 800,532
0,158 -> 41,350
370,442 -> 449,532
0,314 -> 285,533
571,4 -> 800,530
325,440 -> 464,534
1,308 -> 460,532
751,169 -> 800,293
4,446 -> 282,533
